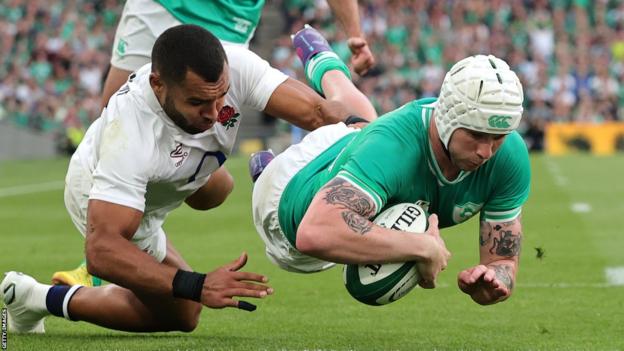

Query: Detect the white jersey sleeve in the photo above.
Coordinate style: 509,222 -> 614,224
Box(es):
224,45 -> 288,111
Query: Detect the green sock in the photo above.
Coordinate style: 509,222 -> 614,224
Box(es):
304,51 -> 352,95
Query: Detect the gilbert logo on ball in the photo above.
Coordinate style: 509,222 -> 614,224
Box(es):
343,203 -> 428,306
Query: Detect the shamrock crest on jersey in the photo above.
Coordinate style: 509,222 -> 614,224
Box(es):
218,106 -> 240,130
116,38 -> 127,57
452,202 -> 484,224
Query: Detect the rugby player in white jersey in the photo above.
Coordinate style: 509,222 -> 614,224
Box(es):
251,50 -> 530,305
53,1 -> 378,287
1,25 -> 277,333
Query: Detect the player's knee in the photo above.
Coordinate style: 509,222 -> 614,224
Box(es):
176,316 -> 199,333
201,174 -> 234,210
172,303 -> 201,332
212,172 -> 234,207
185,171 -> 234,211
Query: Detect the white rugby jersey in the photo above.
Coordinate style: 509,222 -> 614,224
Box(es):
73,45 -> 287,225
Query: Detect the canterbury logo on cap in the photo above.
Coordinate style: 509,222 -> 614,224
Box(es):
488,115 -> 512,128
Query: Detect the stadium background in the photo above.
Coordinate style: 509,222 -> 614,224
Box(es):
1,1 -> 624,350
3,0 -> 624,157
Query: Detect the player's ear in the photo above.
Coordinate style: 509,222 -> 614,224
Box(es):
149,72 -> 165,95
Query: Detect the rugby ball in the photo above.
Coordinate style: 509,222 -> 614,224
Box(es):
343,203 -> 428,306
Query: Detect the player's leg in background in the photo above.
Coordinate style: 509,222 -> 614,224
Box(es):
51,260 -> 102,287
184,166 -> 234,211
249,150 -> 275,183
51,158 -> 105,287
319,70 -> 377,120
100,66 -> 134,109
101,0 -> 182,108
293,25 -> 377,121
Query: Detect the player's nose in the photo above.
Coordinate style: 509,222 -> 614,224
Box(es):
200,104 -> 219,121
476,139 -> 494,160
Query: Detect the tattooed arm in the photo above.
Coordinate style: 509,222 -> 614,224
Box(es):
457,217 -> 523,305
296,177 -> 450,285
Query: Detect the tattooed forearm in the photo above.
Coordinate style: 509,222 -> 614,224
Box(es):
479,221 -> 492,246
341,211 -> 373,235
323,178 -> 375,216
492,264 -> 514,290
490,229 -> 522,257
481,220 -> 522,257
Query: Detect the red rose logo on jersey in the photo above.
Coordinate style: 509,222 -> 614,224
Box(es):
217,106 -> 240,130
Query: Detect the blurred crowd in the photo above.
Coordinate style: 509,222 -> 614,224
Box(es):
274,0 -> 624,150
2,0 -> 624,153
0,0 -> 122,150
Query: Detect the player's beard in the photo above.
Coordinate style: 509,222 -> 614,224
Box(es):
450,151 -> 484,171
447,145 -> 480,173
162,94 -> 203,135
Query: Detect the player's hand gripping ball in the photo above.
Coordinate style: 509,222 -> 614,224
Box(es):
343,203 -> 428,305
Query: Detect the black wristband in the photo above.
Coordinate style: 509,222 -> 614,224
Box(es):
172,270 -> 206,302
344,115 -> 369,125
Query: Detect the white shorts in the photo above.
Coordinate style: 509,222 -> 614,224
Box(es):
110,0 -> 181,71
64,156 -> 167,262
111,0 -> 248,71
252,123 -> 358,273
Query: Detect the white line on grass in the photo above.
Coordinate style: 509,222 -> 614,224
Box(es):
545,161 -> 592,214
571,202 -> 592,213
605,267 -> 624,286
0,181 -> 64,198
545,160 -> 568,187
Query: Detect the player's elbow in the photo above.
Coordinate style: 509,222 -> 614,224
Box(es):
295,224 -> 331,257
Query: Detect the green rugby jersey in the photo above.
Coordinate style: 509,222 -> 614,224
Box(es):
279,98 -> 531,247
156,0 -> 264,45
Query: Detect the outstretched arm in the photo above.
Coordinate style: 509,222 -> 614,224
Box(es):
85,199 -> 179,294
458,217 -> 522,305
326,0 -> 375,75
296,177 -> 450,286
85,199 -> 271,308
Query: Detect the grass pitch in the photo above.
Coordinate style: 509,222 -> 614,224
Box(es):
1,154 -> 623,350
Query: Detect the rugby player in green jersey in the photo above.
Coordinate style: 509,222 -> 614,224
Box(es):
251,52 -> 530,306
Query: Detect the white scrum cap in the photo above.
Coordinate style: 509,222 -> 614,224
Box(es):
435,54 -> 524,148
